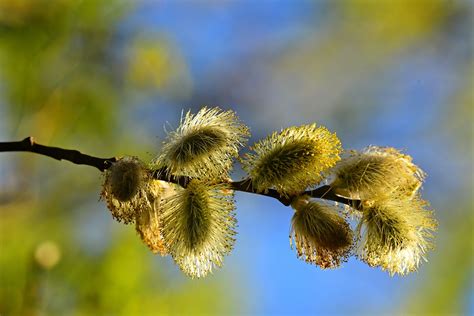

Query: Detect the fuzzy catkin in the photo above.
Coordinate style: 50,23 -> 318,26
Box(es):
356,195 -> 437,276
160,180 -> 236,278
101,157 -> 148,224
331,146 -> 425,200
242,124 -> 341,195
154,107 -> 249,180
135,180 -> 178,255
290,196 -> 353,269
93,107 -> 440,280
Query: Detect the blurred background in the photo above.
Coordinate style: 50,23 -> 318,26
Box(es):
0,0 -> 472,315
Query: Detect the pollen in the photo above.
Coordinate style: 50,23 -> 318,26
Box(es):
242,124 -> 342,195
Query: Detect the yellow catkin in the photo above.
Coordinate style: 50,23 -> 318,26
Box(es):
135,180 -> 178,256
101,157 -> 149,224
290,196 -> 353,269
242,124 -> 342,196
160,180 -> 236,278
154,107 -> 250,179
356,194 -> 437,276
331,146 -> 425,200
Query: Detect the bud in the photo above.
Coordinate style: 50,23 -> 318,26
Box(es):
101,156 -> 149,224
290,196 -> 353,269
160,180 -> 236,278
135,180 -> 178,256
356,195 -> 437,276
331,146 -> 425,200
154,107 -> 250,179
242,124 -> 341,195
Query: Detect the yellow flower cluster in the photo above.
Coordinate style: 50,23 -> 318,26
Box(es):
101,157 -> 173,256
102,161 -> 237,278
100,108 -> 436,279
330,146 -> 436,275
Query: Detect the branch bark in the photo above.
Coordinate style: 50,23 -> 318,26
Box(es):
0,137 -> 117,171
0,137 -> 361,208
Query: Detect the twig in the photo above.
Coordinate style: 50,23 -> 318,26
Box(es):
0,137 -> 361,208
0,137 -> 116,171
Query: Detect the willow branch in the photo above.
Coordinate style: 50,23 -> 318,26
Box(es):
0,137 -> 361,208
0,137 -> 117,171
228,179 -> 361,208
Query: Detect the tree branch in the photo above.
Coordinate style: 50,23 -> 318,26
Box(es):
0,137 -> 117,171
0,137 -> 361,208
